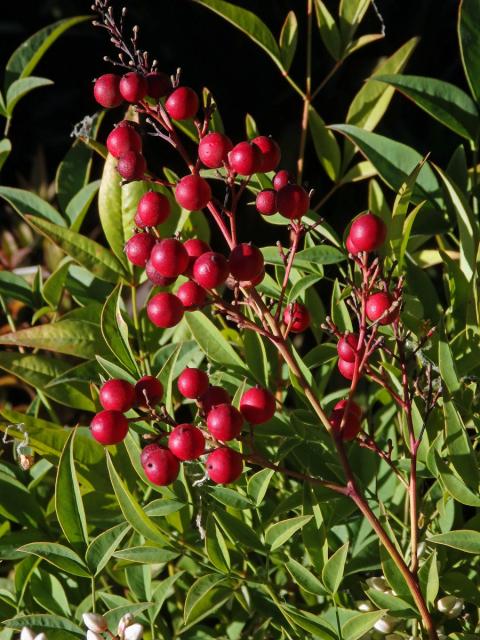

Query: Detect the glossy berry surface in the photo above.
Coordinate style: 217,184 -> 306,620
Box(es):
229,243 -> 264,281
338,358 -> 356,380
184,238 -> 211,275
193,252 -> 229,289
349,212 -> 387,252
240,387 -> 276,424
207,403 -> 243,441
147,292 -> 184,328
90,410 -> 129,445
137,191 -> 170,227
117,151 -> 146,181
119,72 -> 148,103
256,189 -> 277,215
329,399 -> 362,441
366,292 -> 396,325
150,238 -> 189,278
206,447 -> 243,484
145,260 -> 176,286
277,184 -> 310,219
125,233 -> 155,266
106,123 -> 142,159
135,375 -> 164,407
200,385 -> 231,414
165,86 -> 199,120
337,334 -> 360,363
134,212 -> 147,229
99,379 -> 135,412
143,447 -> 180,485
140,443 -> 161,466
346,234 -> 360,255
175,175 -> 212,211
177,367 -> 209,399
198,132 -> 233,168
252,136 -> 281,172
273,169 -> 292,191
146,71 -> 171,99
93,74 -> 122,108
168,424 -> 205,460
228,141 -> 261,175
177,281 -> 206,309
283,303 -> 311,333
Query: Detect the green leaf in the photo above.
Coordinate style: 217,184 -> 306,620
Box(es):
184,311 -> 246,370
157,343 -> 181,415
428,529 -> 480,554
342,611 -> 387,640
338,0 -> 371,44
0,186 -> 65,226
0,271 -> 33,305
443,400 -> 478,487
184,573 -> 230,625
288,274 -> 322,303
322,542 -> 349,593
247,468 -> 274,505
114,546 -> 179,564
0,138 -> 12,171
286,558 -> 325,595
214,510 -> 264,552
366,589 -> 415,615
43,258 -> 71,309
418,551 -> 439,606
265,515 -> 312,551
398,201 -> 425,272
101,283 -> 138,375
55,428 -> 88,550
67,180 -> 101,231
205,514 -> 231,573
262,244 -> 344,271
380,545 -> 410,599
309,106 -> 341,181
85,522 -> 130,576
209,486 -> 254,510
314,0 -> 341,60
18,542 -> 90,578
26,214 -> 128,283
390,157 -> 427,253
434,451 -> 480,507
279,11 -> 298,72
375,74 -> 479,141
2,613 -> 83,638
5,76 -> 53,115
0,472 -> 44,528
458,0 -> 480,103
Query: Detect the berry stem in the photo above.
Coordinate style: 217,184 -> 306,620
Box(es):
274,222 -> 302,322
296,0 -> 313,184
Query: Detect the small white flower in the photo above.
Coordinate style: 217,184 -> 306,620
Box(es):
124,623 -> 144,640
86,632 -> 104,640
437,595 -> 464,618
20,629 -> 36,640
355,599 -> 376,612
117,612 -> 134,637
366,576 -> 389,592
82,613 -> 108,633
373,614 -> 397,634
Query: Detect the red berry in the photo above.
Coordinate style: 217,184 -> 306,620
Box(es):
146,71 -> 171,99
177,367 -> 209,399
140,443 -> 161,466
366,292 -> 397,325
329,399 -> 362,441
207,403 -> 243,441
165,86 -> 199,120
206,447 -> 243,484
145,260 -> 177,286
143,447 -> 180,485
200,385 -> 231,414
349,212 -> 387,252
107,123 -> 142,159
338,358 -> 356,380
135,375 -> 164,408
90,410 -> 129,445
193,252 -> 229,289
175,175 -> 212,211
184,238 -> 211,275
93,74 -> 122,108
346,234 -> 360,255
150,238 -> 189,278
337,334 -> 360,363
168,424 -> 205,461
198,132 -> 233,169
240,387 -> 276,424
134,212 -> 147,229
273,169 -> 292,191
252,136 -> 281,172
99,379 -> 135,412
228,141 -> 262,175
137,191 -> 170,227
277,184 -> 310,219
117,151 -> 146,181
125,232 -> 155,266
256,189 -> 277,216
283,303 -> 311,333
241,268 -> 265,287
147,292 -> 184,328
229,243 -> 264,282
119,72 -> 148,103
177,281 -> 206,309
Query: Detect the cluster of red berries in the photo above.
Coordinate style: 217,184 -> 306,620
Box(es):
329,399 -> 362,441
255,169 -> 310,220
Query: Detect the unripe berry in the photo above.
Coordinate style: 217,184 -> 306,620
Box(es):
206,447 -> 243,484
338,358 -> 356,380
90,410 -> 129,445
200,385 -> 231,414
125,232 -> 155,266
150,238 -> 189,278
107,123 -> 142,159
143,447 -> 180,485
283,302 -> 311,333
193,251 -> 229,289
229,243 -> 264,281
168,424 -> 205,460
99,379 -> 135,412
273,169 -> 292,191
256,189 -> 277,215
252,136 -> 281,172
207,403 -> 243,441
184,238 -> 211,275
277,184 -> 310,219
240,387 -> 276,424
175,174 -> 212,211
228,141 -> 262,175
137,191 -> 170,226
145,260 -> 177,287
198,132 -> 233,168
165,86 -> 199,120
117,151 -> 146,181
146,71 -> 171,99
140,443 -> 161,466
135,375 -> 164,408
349,212 -> 387,252
119,72 -> 148,103
94,73 -> 122,108
329,399 -> 362,441
177,367 -> 209,399
177,281 -> 207,309
337,333 -> 360,363
366,292 -> 397,325
147,292 -> 184,328
345,234 -> 360,255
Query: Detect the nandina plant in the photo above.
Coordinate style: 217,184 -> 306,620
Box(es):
0,1 -> 479,640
